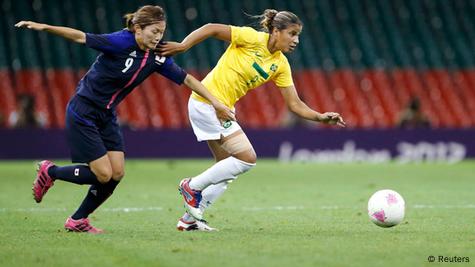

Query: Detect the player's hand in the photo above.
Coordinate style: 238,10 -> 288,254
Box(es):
15,21 -> 47,31
213,102 -> 236,123
155,41 -> 187,56
319,112 -> 346,127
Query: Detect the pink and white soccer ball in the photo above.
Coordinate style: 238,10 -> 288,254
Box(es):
367,189 -> 405,227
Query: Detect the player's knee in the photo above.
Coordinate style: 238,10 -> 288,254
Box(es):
96,172 -> 112,184
91,166 -> 113,184
243,149 -> 257,164
112,169 -> 125,181
234,150 -> 256,164
221,133 -> 256,164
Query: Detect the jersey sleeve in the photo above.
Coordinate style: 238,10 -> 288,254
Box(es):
231,26 -> 260,47
273,57 -> 294,88
85,31 -> 128,54
156,57 -> 187,85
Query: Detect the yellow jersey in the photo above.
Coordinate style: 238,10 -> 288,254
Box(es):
191,26 -> 294,108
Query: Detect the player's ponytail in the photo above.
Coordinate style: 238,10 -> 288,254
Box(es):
124,5 -> 166,32
259,9 -> 278,33
124,13 -> 136,31
257,9 -> 302,33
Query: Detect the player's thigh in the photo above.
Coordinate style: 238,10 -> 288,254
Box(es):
220,130 -> 256,163
207,140 -> 231,162
88,154 -> 113,183
100,112 -> 125,160
107,151 -> 125,181
65,97 -> 108,164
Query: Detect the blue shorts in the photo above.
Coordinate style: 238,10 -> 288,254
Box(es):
65,95 -> 124,163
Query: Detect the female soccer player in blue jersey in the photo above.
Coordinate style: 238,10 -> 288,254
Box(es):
158,10 -> 345,231
15,5 -> 234,234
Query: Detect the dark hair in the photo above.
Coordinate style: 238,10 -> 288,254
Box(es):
16,94 -> 39,128
409,98 -> 421,111
258,9 -> 302,33
124,5 -> 166,31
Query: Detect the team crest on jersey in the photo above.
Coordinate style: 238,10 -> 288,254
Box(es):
270,64 -> 278,72
129,51 -> 137,57
155,55 -> 166,65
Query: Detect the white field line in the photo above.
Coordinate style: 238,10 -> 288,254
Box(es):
412,204 -> 475,209
0,207 -> 163,213
243,204 -> 475,211
1,204 -> 475,213
242,206 -> 306,211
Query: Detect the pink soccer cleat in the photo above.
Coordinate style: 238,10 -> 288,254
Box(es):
178,178 -> 203,220
32,160 -> 55,203
64,217 -> 104,234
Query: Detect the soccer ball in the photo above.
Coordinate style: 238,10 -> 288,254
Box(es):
367,189 -> 405,227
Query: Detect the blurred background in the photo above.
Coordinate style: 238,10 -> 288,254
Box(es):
1,0 -> 474,161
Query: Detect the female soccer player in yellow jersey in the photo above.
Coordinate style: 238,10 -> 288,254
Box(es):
158,9 -> 345,231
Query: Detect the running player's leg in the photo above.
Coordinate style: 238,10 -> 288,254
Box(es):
180,140 -> 230,224
181,130 -> 256,219
71,154 -> 120,220
83,151 -> 124,214
179,98 -> 256,219
65,100 -> 124,233
199,140 -> 233,211
70,111 -> 124,221
65,154 -> 112,233
66,156 -> 122,234
188,130 -> 256,190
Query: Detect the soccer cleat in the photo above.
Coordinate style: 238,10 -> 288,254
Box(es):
176,218 -> 217,232
64,217 -> 104,234
32,160 -> 55,203
195,219 -> 217,231
178,178 -> 203,220
176,218 -> 198,231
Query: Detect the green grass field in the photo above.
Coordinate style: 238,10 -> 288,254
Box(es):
0,160 -> 474,267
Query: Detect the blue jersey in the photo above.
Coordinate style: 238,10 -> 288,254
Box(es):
76,29 -> 187,109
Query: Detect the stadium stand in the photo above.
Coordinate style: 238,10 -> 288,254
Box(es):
1,0 -> 474,128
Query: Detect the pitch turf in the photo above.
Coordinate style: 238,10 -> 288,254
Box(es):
0,160 -> 474,267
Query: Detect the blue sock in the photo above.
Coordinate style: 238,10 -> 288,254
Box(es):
71,179 -> 120,220
48,165 -> 99,185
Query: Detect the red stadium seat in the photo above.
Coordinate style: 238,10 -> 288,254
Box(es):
361,70 -> 400,126
14,70 -> 52,128
0,70 -> 17,127
452,71 -> 475,125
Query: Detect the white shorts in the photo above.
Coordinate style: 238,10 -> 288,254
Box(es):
188,97 -> 241,141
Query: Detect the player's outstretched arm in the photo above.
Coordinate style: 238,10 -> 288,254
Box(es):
280,85 -> 346,127
15,21 -> 86,44
157,23 -> 231,56
183,74 -> 236,122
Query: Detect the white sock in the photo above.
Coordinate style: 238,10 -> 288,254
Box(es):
181,212 -> 195,223
199,181 -> 229,212
189,157 -> 255,190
